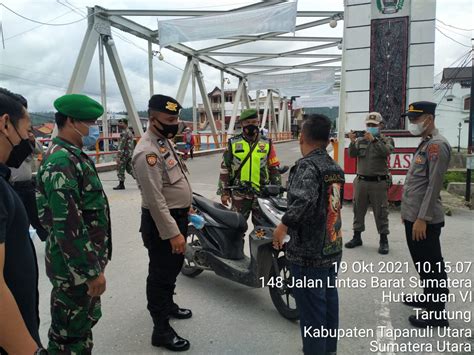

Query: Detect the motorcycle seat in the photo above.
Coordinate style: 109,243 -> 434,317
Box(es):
193,195 -> 248,231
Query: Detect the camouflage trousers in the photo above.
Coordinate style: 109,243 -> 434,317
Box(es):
231,192 -> 261,225
48,284 -> 102,355
117,156 -> 135,182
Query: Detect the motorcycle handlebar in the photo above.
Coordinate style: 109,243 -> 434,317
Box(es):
224,185 -> 286,195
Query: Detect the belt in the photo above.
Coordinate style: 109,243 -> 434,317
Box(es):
142,207 -> 189,218
357,175 -> 388,182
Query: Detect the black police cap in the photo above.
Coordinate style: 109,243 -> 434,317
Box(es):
148,94 -> 182,115
401,101 -> 436,119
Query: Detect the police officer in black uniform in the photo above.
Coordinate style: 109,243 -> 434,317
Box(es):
132,95 -> 193,351
401,101 -> 451,328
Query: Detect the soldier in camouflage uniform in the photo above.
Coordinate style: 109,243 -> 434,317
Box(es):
113,118 -> 135,190
36,94 -> 112,354
217,109 -> 281,223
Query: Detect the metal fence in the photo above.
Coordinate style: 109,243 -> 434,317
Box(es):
37,132 -> 294,164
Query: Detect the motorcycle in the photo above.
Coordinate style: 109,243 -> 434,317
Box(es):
182,185 -> 299,320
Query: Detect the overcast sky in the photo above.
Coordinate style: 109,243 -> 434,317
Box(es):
0,0 -> 472,113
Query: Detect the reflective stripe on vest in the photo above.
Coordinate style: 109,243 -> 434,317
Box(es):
231,137 -> 270,191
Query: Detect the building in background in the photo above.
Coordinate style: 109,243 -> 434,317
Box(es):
97,113 -> 148,136
434,66 -> 471,149
197,87 -> 281,131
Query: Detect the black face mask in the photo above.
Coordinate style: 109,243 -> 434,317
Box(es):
5,125 -> 34,168
243,124 -> 259,137
154,120 -> 179,138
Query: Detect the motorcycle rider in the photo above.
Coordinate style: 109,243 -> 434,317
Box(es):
217,109 -> 282,223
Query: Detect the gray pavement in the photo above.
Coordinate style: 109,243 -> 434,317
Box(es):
33,141 -> 473,354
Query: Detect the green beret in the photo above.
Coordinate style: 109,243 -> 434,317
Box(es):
239,109 -> 258,121
54,94 -> 104,121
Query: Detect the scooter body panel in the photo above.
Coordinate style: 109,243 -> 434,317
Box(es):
188,190 -> 286,288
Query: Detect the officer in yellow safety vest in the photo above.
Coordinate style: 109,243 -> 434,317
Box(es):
217,109 -> 281,223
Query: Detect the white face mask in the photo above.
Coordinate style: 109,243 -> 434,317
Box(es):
408,119 -> 426,136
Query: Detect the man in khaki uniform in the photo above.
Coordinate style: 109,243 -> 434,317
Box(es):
401,101 -> 451,328
132,94 -> 192,352
345,112 -> 394,254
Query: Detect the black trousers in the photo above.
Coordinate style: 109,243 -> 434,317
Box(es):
140,207 -> 189,332
404,220 -> 448,311
13,180 -> 48,241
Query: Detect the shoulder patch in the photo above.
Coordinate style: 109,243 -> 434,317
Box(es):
427,144 -> 439,161
428,144 -> 439,154
146,153 -> 158,166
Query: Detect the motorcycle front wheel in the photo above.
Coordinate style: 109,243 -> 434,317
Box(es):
269,254 -> 299,320
181,226 -> 204,277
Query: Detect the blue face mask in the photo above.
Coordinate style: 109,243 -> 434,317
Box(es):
75,123 -> 100,148
366,127 -> 379,136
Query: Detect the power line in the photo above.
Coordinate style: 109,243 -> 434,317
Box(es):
438,102 -> 470,111
436,27 -> 472,48
57,0 -> 85,16
433,49 -> 472,83
0,72 -> 149,107
437,19 -> 474,32
0,3 -> 94,26
0,71 -> 105,97
436,52 -> 471,105
3,9 -> 75,41
54,2 -> 196,78
0,63 -> 71,81
56,0 -> 233,88
436,22 -> 472,40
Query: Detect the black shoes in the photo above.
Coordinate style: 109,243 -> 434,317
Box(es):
150,307 -> 192,351
378,234 -> 389,254
113,181 -> 125,190
171,307 -> 192,319
152,327 -> 190,352
345,232 -> 362,248
345,232 -> 389,254
408,314 -> 449,328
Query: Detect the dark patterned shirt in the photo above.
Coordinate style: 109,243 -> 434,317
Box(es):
283,148 -> 345,268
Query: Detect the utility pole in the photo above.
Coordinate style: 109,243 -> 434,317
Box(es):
465,57 -> 473,204
457,122 -> 462,153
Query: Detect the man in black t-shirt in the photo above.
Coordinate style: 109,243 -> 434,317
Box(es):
0,88 -> 45,353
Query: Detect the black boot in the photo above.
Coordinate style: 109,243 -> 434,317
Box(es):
378,234 -> 389,254
345,231 -> 362,248
170,307 -> 192,319
152,326 -> 190,351
113,181 -> 125,190
408,311 -> 449,328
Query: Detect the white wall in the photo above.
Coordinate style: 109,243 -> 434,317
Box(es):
342,0 -> 437,130
433,83 -> 470,149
